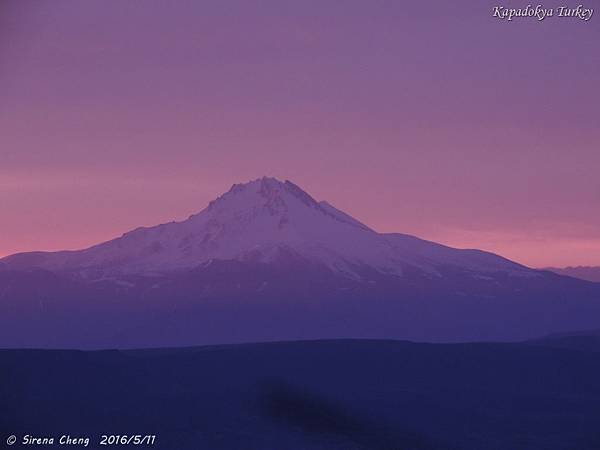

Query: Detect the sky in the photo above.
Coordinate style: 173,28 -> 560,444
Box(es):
1,0 -> 599,268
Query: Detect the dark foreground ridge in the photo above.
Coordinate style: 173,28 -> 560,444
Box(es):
2,338 -> 600,450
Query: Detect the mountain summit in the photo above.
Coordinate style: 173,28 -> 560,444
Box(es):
3,176 -> 527,280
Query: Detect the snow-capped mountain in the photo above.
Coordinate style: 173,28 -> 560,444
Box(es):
2,177 -> 600,348
2,177 -> 530,280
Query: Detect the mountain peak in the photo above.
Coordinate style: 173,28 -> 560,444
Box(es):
206,176 -> 321,215
228,176 -> 316,201
228,176 -> 284,194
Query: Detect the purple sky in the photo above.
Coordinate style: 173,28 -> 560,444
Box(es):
1,0 -> 599,267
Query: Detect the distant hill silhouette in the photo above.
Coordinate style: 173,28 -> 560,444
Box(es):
527,328 -> 600,352
544,266 -> 600,283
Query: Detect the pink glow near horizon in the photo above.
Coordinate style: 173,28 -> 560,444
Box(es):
1,1 -> 599,268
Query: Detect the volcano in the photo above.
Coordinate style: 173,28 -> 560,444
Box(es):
2,177 -> 600,348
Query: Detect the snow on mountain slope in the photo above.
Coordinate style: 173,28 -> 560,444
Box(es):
1,177 -> 532,279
